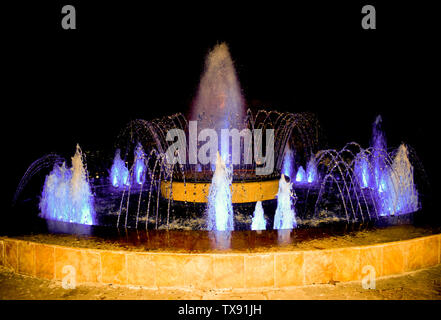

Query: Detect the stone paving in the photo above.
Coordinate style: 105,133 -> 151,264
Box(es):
1,264 -> 440,300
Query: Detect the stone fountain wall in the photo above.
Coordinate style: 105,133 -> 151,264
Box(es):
1,234 -> 439,289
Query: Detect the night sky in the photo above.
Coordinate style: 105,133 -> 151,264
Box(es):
3,1 -> 438,210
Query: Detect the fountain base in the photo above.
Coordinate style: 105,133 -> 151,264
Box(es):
2,224 -> 439,290
160,178 -> 280,203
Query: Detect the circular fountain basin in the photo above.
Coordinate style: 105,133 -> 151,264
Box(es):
1,219 -> 440,290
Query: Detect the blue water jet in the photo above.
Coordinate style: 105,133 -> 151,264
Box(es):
39,145 -> 95,225
295,166 -> 306,183
273,174 -> 297,229
354,152 -> 370,188
134,143 -> 146,185
251,201 -> 266,230
110,149 -> 129,188
371,115 -> 387,190
376,144 -> 419,216
306,155 -> 318,183
206,152 -> 234,231
281,144 -> 295,179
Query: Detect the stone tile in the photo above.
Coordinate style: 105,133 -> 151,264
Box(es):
35,244 -> 55,280
304,250 -> 334,285
245,254 -> 274,288
421,236 -> 440,268
127,253 -> 156,287
17,241 -> 35,276
214,254 -> 245,289
275,252 -> 304,287
333,248 -> 360,282
55,247 -> 101,284
4,239 -> 18,271
383,242 -> 405,276
360,245 -> 383,278
183,254 -> 214,290
0,240 -> 4,266
79,250 -> 101,283
54,247 -> 81,281
100,251 -> 127,285
405,239 -> 424,272
154,254 -> 186,288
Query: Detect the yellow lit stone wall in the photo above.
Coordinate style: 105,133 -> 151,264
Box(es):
0,234 -> 440,289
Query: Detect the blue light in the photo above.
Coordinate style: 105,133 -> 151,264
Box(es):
306,156 -> 318,183
134,143 -> 146,185
281,145 -> 295,179
110,149 -> 129,188
251,201 -> 266,230
295,166 -> 306,183
206,152 -> 234,231
273,174 -> 297,229
39,145 -> 95,225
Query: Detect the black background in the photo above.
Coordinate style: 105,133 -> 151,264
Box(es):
3,1 -> 439,214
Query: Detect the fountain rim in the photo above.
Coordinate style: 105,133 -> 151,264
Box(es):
1,231 -> 439,289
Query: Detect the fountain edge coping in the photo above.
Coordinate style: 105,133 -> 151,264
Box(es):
0,234 -> 440,289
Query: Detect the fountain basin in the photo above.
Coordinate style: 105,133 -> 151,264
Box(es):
161,178 -> 280,203
2,224 -> 439,289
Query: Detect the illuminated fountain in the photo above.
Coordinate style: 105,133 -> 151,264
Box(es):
295,166 -> 306,184
189,42 -> 246,163
273,174 -> 297,229
306,155 -> 318,184
39,145 -> 95,225
206,152 -> 234,231
110,149 -> 129,188
133,142 -> 146,185
281,144 -> 295,179
376,144 -> 419,216
6,43 -> 434,294
251,201 -> 266,231
12,44 -> 425,235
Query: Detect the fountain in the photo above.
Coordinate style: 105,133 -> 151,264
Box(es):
306,155 -> 318,184
190,42 -> 246,163
376,144 -> 419,216
39,145 -> 95,225
251,201 -> 266,231
295,166 -> 306,184
110,149 -> 129,188
133,142 -> 146,185
206,152 -> 234,231
5,43 -> 435,293
281,144 -> 295,180
273,174 -> 297,229
11,43 -> 425,233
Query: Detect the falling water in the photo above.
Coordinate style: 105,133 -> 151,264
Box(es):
371,115 -> 387,190
110,149 -> 129,188
377,144 -> 419,216
354,152 -> 370,188
39,145 -> 95,225
251,201 -> 266,230
273,174 -> 297,229
206,152 -> 234,231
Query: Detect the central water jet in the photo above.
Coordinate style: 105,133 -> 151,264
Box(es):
190,42 -> 246,163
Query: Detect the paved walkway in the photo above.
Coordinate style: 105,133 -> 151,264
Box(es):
1,265 -> 441,300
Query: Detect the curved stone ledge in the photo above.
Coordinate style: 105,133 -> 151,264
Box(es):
1,234 -> 440,289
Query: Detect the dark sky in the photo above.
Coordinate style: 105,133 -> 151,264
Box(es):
3,1 -> 439,203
